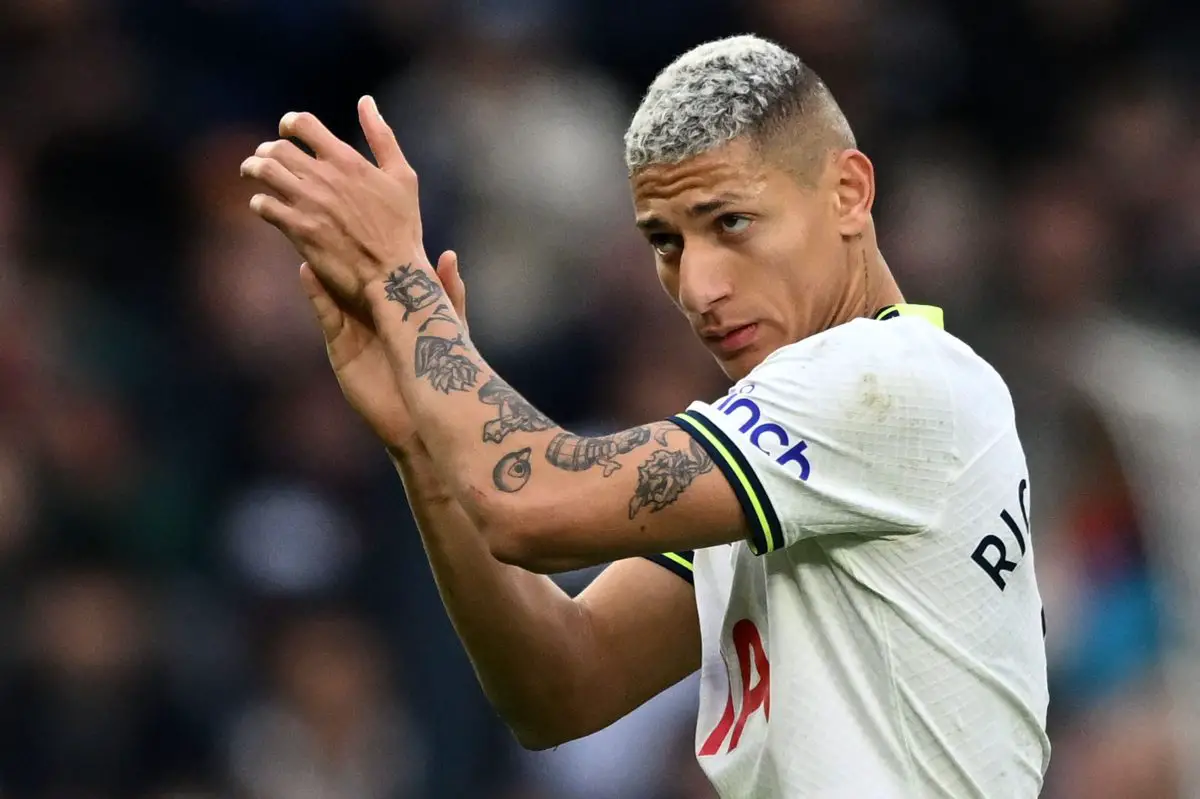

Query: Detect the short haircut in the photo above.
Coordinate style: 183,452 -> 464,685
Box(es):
624,35 -> 855,179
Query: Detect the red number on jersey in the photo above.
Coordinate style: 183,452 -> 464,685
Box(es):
699,619 -> 771,756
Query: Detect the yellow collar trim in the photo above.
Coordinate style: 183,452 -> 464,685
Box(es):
873,304 -> 945,329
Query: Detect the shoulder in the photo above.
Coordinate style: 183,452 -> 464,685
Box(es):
747,318 -> 957,407
764,317 -> 1007,394
741,318 -> 1016,464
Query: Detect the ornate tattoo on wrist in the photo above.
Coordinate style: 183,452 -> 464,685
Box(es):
384,264 -> 444,320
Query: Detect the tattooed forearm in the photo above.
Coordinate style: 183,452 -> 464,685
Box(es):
479,377 -> 554,443
628,437 -> 713,519
545,425 -> 671,478
493,448 -> 533,493
414,333 -> 480,393
384,264 -> 444,320
418,302 -> 457,332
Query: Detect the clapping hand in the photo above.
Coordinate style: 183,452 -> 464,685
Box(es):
242,96 -> 436,311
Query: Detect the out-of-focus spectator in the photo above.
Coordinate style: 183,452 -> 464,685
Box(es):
182,128 -> 323,378
227,608 -> 425,799
0,0 -> 146,157
877,137 -> 1000,327
0,559 -> 215,798
378,0 -> 637,423
1069,318 -> 1200,798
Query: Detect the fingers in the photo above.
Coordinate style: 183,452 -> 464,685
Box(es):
358,95 -> 409,174
299,262 -> 344,341
242,138 -> 325,199
434,250 -> 456,289
254,138 -> 318,177
240,155 -> 304,199
435,250 -> 468,323
280,111 -> 357,163
249,193 -> 304,233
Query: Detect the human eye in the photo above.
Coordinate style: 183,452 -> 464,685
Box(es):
649,233 -> 683,257
718,214 -> 753,235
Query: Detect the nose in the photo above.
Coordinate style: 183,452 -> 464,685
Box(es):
677,246 -> 733,315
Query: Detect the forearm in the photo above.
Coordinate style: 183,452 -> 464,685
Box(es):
367,275 -> 744,567
387,439 -> 597,746
365,278 -> 553,542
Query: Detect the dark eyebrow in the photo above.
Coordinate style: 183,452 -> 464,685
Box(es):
687,198 -> 732,217
635,216 -> 666,231
635,197 -> 738,231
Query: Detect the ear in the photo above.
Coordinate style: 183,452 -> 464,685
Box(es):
834,149 -> 875,237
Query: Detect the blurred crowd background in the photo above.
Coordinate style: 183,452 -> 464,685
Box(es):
0,0 -> 1198,797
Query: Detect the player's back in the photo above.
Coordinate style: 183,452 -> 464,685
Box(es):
669,308 -> 1050,798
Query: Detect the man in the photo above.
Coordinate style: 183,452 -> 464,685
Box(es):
243,34 -> 1050,798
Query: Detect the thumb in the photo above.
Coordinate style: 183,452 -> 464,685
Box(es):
435,250 -> 468,326
299,262 -> 344,342
358,95 -> 407,173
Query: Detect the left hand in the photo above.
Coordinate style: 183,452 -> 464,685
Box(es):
302,249 -> 468,451
242,96 -> 430,306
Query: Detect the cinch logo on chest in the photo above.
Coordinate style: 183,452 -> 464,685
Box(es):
700,619 -> 771,757
714,388 -> 811,480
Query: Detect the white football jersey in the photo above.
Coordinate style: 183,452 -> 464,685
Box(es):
647,305 -> 1051,798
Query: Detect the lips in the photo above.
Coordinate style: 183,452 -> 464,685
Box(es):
704,323 -> 758,354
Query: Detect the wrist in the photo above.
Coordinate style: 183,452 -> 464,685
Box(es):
383,429 -> 422,457
364,259 -> 438,319
387,440 -> 457,505
363,277 -> 394,317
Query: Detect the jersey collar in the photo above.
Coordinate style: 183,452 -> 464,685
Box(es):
873,304 -> 944,329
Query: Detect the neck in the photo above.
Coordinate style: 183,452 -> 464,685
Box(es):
823,225 -> 903,331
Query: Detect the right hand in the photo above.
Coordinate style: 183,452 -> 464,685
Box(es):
301,248 -> 468,450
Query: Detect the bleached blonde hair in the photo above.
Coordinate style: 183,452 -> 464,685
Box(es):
623,34 -> 855,176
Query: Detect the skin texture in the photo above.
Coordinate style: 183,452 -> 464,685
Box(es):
298,230 -> 700,750
243,95 -> 903,748
632,137 -> 900,381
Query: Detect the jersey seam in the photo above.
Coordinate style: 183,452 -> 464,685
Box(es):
922,325 -> 958,540
927,424 -> 1012,550
876,601 -> 923,793
945,420 -> 1013,486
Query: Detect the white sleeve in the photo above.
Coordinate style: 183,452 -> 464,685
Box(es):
669,329 -> 954,555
